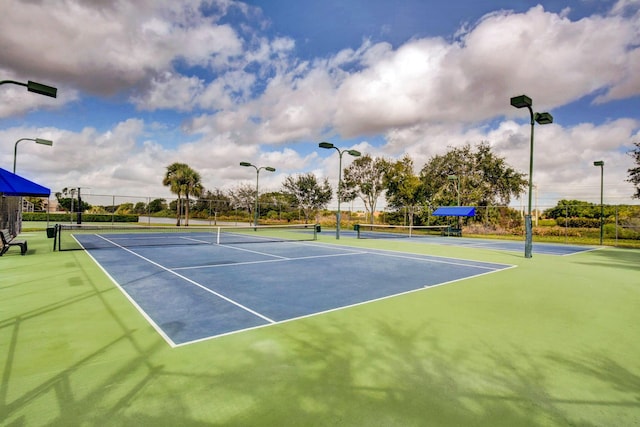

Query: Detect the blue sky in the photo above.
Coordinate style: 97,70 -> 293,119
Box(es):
1,0 -> 639,210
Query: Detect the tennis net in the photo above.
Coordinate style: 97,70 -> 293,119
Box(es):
356,223 -> 450,239
56,223 -> 318,251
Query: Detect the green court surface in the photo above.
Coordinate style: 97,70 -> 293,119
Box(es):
2,230 -> 639,426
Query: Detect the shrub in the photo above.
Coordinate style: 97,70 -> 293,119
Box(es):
23,212 -> 138,223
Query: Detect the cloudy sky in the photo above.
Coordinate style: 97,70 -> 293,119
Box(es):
1,0 -> 639,210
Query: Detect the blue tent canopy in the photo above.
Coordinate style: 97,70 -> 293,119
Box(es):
432,206 -> 475,217
0,168 -> 50,197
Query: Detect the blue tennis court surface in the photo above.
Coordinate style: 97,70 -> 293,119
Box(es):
341,229 -> 598,255
78,234 -> 514,346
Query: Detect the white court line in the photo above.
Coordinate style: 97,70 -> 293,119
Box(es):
173,251 -> 368,270
217,242 -> 290,259
364,251 -> 505,270
94,234 -> 276,325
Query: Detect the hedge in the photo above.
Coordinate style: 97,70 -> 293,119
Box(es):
22,212 -> 139,223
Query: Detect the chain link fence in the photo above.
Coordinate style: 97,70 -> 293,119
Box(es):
18,192 -> 640,247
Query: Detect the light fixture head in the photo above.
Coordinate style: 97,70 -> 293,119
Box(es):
35,138 -> 53,146
318,142 -> 334,149
27,80 -> 57,98
347,149 -> 361,157
240,162 -> 252,167
593,160 -> 604,167
265,166 -> 276,172
534,112 -> 553,125
510,94 -> 532,109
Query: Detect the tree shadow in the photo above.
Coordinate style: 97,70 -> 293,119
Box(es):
578,247 -> 640,272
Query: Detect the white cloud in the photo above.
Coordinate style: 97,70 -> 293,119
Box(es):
1,2 -> 639,208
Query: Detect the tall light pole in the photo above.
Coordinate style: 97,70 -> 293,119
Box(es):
594,160 -> 604,245
240,162 -> 275,226
448,175 -> 460,206
13,137 -> 53,173
510,94 -> 553,258
318,142 -> 361,239
1,80 -> 57,97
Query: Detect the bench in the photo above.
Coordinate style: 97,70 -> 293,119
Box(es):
449,227 -> 462,237
441,226 -> 462,237
1,229 -> 27,256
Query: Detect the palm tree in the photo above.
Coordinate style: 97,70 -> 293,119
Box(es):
181,167 -> 203,226
163,163 -> 188,226
163,163 -> 204,226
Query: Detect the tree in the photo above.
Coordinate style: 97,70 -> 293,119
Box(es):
192,190 -> 232,218
181,167 -> 203,226
628,141 -> 640,199
148,198 -> 167,213
55,188 -> 91,212
384,156 -> 425,227
133,202 -> 147,214
229,183 -> 257,219
260,191 -> 291,221
282,173 -> 332,223
341,154 -> 391,224
163,163 -> 187,225
420,142 -> 527,208
162,163 -> 202,226
116,203 -> 134,215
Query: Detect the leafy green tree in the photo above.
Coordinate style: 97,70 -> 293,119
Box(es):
148,198 -> 167,213
260,191 -> 292,220
543,199 -> 618,221
229,183 -> 257,218
133,202 -> 147,214
55,188 -> 91,212
116,203 -> 134,215
282,173 -> 332,223
628,141 -> 640,199
192,190 -> 231,218
420,142 -> 527,208
384,155 -> 425,227
341,154 -> 391,224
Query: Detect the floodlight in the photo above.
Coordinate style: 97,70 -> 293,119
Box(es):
534,112 -> 553,125
510,95 -> 532,109
27,80 -> 57,98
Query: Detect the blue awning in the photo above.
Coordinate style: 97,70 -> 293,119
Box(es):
0,168 -> 50,197
432,206 -> 475,217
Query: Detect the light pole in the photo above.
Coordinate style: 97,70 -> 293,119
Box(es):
510,94 -> 553,258
240,162 -> 276,226
0,80 -> 57,97
13,138 -> 53,173
594,160 -> 604,245
318,142 -> 361,239
448,175 -> 460,206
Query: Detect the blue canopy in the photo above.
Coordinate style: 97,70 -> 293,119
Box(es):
0,168 -> 50,197
432,206 -> 475,217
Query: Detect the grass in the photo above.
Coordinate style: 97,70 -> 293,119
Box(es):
2,230 -> 640,426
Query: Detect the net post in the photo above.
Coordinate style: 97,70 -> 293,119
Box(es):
216,227 -> 221,245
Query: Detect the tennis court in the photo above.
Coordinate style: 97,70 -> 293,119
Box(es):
352,224 -> 598,255
4,228 -> 640,426
66,225 -> 514,346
